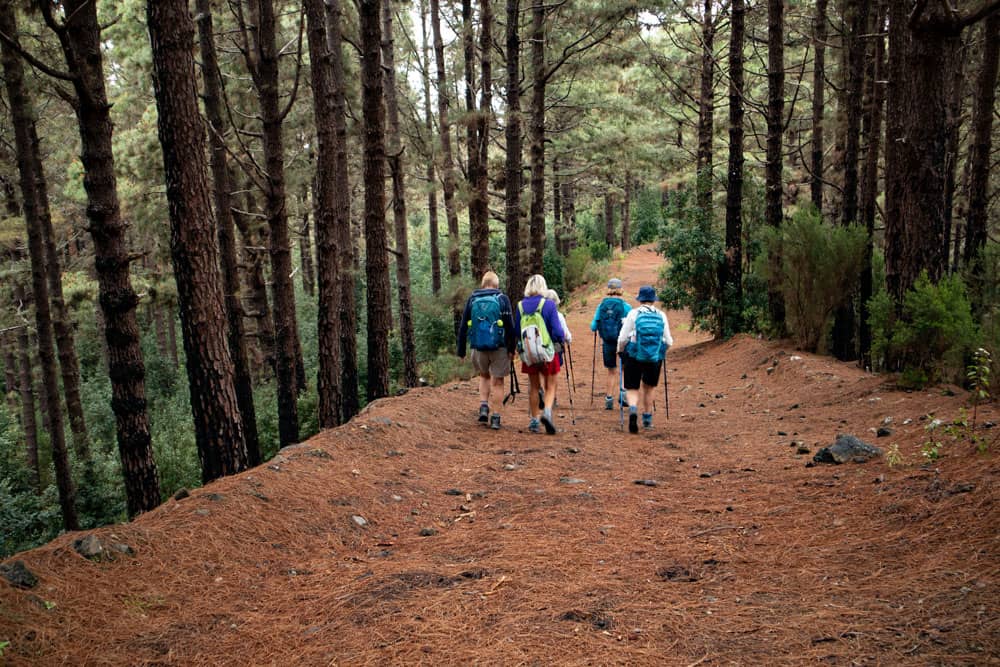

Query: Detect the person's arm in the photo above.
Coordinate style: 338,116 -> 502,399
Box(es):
590,300 -> 602,332
544,300 -> 565,343
560,313 -> 572,343
617,310 -> 636,354
661,311 -> 673,348
622,301 -> 632,317
457,297 -> 472,357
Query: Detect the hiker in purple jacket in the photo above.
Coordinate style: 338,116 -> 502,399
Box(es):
514,274 -> 565,434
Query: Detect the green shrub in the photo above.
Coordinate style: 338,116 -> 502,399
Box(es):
631,187 -> 663,245
588,240 -> 611,263
657,186 -> 721,332
564,246 -> 592,293
419,353 -> 474,386
869,272 -> 979,386
759,208 -> 867,351
543,246 -> 565,298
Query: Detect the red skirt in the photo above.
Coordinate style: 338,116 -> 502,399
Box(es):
522,355 -> 561,376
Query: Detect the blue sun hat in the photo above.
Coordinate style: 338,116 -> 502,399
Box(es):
637,285 -> 657,303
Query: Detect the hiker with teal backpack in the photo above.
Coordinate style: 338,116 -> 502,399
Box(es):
515,275 -> 565,434
457,271 -> 517,429
590,278 -> 631,410
617,285 -> 673,434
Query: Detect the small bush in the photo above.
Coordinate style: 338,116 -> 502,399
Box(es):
588,240 -> 612,263
563,246 -> 592,293
543,246 -> 565,299
419,353 -> 474,386
759,208 -> 867,351
869,272 -> 979,386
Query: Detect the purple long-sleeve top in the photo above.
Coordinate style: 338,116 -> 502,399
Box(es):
514,295 -> 565,344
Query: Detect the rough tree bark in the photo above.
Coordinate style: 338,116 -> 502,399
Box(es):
963,13 -> 1000,279
299,182 -> 316,297
463,0 -> 489,277
305,0 -> 343,427
765,0 -> 786,332
1,5 -> 77,528
504,0 -> 524,298
13,291 -> 40,491
810,0 -> 828,211
381,0 -> 418,388
420,0 -> 442,294
621,173 -> 631,251
360,0 -> 392,401
604,190 -> 615,249
326,0 -> 360,422
430,0 -> 462,282
477,0 -> 493,267
528,0 -> 546,274
242,0 -> 301,446
720,0 -> 745,338
696,0 -> 714,214
195,0 -> 261,465
43,0 -> 160,517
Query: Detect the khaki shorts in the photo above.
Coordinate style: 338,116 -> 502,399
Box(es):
470,348 -> 511,378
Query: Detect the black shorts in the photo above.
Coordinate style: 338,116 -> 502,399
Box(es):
622,355 -> 662,390
601,340 -> 618,369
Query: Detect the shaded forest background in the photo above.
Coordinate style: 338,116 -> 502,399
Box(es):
0,0 -> 997,557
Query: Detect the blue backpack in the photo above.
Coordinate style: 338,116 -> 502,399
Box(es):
627,307 -> 666,363
468,294 -> 505,351
597,298 -> 626,342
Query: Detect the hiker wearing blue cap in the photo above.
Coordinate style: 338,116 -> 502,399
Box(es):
590,278 -> 631,410
617,285 -> 672,433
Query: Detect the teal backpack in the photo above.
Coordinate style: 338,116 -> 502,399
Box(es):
468,294 -> 505,351
627,307 -> 666,363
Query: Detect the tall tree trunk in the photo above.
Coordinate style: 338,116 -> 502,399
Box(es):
720,0 -> 745,338
299,182 -> 316,297
195,0 -> 261,466
621,173 -> 631,251
810,0 -> 828,212
504,0 -> 523,298
831,0 -> 869,362
478,0 -> 493,265
245,0 -> 300,447
326,0 -> 360,422
1,6 -> 88,459
528,0 -> 546,274
942,38 -> 967,268
884,3 -> 970,303
46,0 -> 160,518
305,0 -> 343,427
696,0 -> 714,214
231,179 -> 275,376
604,191 -> 615,249
463,0 -> 489,277
765,0 -> 786,332
2,7 -> 77,528
552,156 -> 562,255
13,292 -> 40,491
382,0 -> 419,388
963,13 -> 1000,279
360,0 -> 392,402
859,3 -> 886,369
419,0 -> 441,295
562,177 -> 576,254
430,0 -> 462,282
148,0 -> 248,482
3,332 -> 19,417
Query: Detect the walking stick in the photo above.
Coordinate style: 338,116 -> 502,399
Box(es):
590,331 -> 597,406
567,342 -> 577,390
663,357 -> 669,419
619,357 -> 625,431
503,360 -> 520,405
563,348 -> 576,425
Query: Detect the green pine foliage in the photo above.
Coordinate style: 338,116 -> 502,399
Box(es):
759,208 -> 867,351
869,272 -> 980,388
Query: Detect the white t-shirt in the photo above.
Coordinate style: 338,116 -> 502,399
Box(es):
616,304 -> 672,354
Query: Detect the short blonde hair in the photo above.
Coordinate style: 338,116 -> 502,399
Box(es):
544,288 -> 560,305
607,287 -> 623,296
523,274 -> 548,297
480,270 -> 499,288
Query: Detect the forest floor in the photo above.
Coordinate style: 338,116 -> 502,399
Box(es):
1,245 -> 998,666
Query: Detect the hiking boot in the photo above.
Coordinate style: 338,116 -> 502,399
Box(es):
538,389 -> 545,410
628,412 -> 639,434
605,395 -> 614,410
490,413 -> 501,430
528,418 -> 541,433
642,413 -> 653,429
540,409 -> 556,435
478,403 -> 489,423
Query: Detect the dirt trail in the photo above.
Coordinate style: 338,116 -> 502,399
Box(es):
1,246 -> 998,666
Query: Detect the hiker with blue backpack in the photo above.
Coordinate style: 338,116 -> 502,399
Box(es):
617,285 -> 673,434
590,278 -> 631,410
457,271 -> 517,430
515,275 -> 566,434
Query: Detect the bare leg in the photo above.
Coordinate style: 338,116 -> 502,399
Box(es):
490,376 -> 504,415
640,383 -> 655,414
478,373 -> 491,405
605,366 -> 617,397
543,372 -> 558,412
527,373 -> 541,420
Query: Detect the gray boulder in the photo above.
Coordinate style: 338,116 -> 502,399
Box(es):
0,560 -> 38,589
813,435 -> 883,464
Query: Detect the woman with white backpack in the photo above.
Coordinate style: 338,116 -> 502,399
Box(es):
617,285 -> 673,433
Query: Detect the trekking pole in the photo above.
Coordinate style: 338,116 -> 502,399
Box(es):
590,332 -> 597,406
663,358 -> 669,419
567,343 -> 577,390
563,349 -> 576,425
618,357 -> 624,431
503,360 -> 520,405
